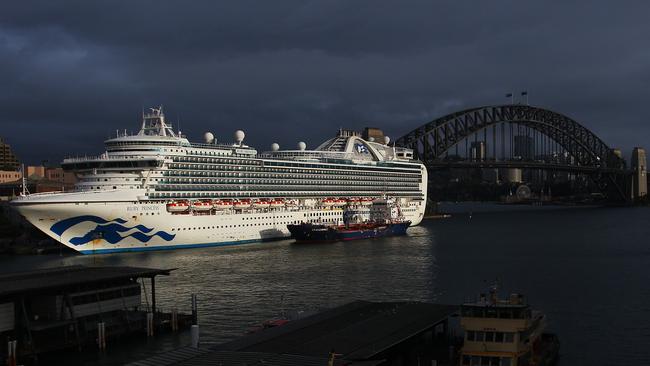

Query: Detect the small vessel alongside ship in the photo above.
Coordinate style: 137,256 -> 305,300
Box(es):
287,197 -> 411,243
459,284 -> 560,366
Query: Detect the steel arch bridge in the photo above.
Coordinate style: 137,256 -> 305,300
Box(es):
395,104 -> 629,201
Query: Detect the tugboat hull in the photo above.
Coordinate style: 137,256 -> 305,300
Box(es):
287,221 -> 411,243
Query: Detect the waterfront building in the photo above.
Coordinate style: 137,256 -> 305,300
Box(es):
11,107 -> 427,254
631,147 -> 647,200
0,137 -> 20,171
0,171 -> 21,184
26,165 -> 46,178
471,141 -> 486,161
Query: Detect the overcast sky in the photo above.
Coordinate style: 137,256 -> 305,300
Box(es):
1,1 -> 649,165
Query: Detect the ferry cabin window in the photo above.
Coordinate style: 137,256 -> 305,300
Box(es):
484,331 -> 495,342
495,332 -> 504,342
466,331 -> 475,341
504,332 -> 514,342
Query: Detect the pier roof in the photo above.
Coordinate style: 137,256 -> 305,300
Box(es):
216,300 -> 458,360
0,265 -> 173,298
128,300 -> 457,365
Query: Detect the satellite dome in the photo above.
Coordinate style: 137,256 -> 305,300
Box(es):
384,136 -> 390,145
204,132 -> 214,144
271,143 -> 280,151
368,137 -> 375,142
234,130 -> 245,143
298,141 -> 307,151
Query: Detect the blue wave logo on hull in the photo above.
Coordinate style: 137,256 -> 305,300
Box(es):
50,215 -> 175,246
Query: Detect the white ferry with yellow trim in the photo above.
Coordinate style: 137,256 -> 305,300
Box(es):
11,107 -> 427,254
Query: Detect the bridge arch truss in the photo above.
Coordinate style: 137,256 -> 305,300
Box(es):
395,104 -> 628,200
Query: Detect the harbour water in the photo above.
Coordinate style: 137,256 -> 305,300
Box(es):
1,203 -> 649,365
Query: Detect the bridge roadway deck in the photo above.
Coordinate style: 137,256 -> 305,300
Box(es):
426,160 -> 625,174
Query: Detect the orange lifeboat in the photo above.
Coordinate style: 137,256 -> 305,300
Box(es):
346,197 -> 361,205
192,200 -> 213,211
166,200 -> 190,213
234,199 -> 252,209
213,199 -> 234,210
333,198 -> 347,207
360,198 -> 373,206
269,199 -> 284,208
253,199 -> 270,209
321,198 -> 336,207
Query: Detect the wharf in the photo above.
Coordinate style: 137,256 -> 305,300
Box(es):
129,300 -> 459,366
0,265 -> 193,363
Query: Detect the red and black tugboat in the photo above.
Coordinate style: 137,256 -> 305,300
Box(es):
287,197 -> 411,243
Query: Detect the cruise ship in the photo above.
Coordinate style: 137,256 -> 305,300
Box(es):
11,107 -> 427,254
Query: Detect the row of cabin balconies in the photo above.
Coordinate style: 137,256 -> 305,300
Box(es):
163,169 -> 423,182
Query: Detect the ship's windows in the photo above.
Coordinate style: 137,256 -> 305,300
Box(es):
462,356 -> 470,365
500,358 -> 512,366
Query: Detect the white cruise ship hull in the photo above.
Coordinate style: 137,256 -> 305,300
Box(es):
13,191 -> 425,254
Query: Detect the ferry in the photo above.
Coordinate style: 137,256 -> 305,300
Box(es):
10,107 -> 427,254
460,284 -> 560,366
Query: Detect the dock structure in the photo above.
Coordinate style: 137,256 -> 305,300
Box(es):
128,300 -> 459,366
0,265 -> 189,362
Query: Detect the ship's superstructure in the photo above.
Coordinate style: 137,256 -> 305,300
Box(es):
459,285 -> 559,366
11,107 -> 427,254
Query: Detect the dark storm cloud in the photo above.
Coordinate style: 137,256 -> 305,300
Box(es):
1,1 -> 649,164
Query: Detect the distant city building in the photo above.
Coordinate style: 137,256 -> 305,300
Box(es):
0,170 -> 21,184
26,165 -> 46,179
513,135 -> 535,160
500,168 -> 522,183
470,141 -> 486,161
0,137 -> 20,171
0,166 -> 77,198
631,147 -> 647,200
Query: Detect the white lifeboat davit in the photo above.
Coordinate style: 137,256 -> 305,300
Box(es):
166,200 -> 190,213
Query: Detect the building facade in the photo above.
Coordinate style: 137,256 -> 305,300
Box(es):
0,137 -> 20,171
631,147 -> 647,200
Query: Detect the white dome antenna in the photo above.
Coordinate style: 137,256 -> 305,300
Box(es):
204,132 -> 215,144
271,143 -> 280,151
368,137 -> 375,142
384,136 -> 390,145
234,130 -> 245,145
298,141 -> 307,151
